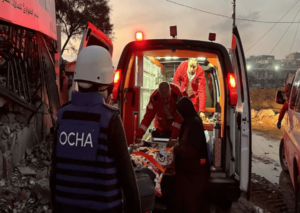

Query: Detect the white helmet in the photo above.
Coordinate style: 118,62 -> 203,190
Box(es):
74,46 -> 114,88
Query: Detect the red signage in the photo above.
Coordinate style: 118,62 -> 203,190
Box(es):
0,0 -> 57,40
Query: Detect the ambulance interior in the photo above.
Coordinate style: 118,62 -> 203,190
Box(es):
121,49 -> 225,172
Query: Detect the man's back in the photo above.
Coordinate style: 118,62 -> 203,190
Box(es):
51,92 -> 141,213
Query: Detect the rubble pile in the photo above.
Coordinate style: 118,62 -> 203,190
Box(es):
250,87 -> 284,113
0,108 -> 30,178
250,87 -> 285,139
0,134 -> 53,213
251,108 -> 282,138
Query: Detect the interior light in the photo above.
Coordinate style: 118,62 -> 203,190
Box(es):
247,65 -> 251,70
172,57 -> 179,59
197,57 -> 206,61
156,57 -> 161,60
165,56 -> 172,60
136,32 -> 143,41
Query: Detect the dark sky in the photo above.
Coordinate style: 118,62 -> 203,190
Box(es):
62,0 -> 300,66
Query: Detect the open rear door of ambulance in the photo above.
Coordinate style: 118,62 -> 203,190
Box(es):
70,22 -> 113,99
231,26 -> 252,199
78,22 -> 113,55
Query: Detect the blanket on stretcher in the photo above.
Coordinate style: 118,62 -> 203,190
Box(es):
130,146 -> 174,197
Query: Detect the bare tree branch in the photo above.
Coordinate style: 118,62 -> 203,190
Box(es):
55,0 -> 114,55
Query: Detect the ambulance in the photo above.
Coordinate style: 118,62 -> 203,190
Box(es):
75,23 -> 252,211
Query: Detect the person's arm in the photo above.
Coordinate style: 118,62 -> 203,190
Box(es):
136,95 -> 157,138
278,101 -> 289,122
173,62 -> 184,89
174,118 -> 207,160
170,114 -> 182,139
170,90 -> 183,139
107,113 -> 142,213
197,66 -> 207,112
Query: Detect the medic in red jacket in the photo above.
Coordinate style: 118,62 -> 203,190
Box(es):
136,82 -> 183,141
277,84 -> 292,129
173,58 -> 207,120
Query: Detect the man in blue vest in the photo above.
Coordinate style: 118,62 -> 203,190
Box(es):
50,46 -> 142,213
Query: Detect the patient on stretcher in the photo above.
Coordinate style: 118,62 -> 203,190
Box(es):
130,140 -> 174,197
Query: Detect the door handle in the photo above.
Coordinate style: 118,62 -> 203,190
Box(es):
124,87 -> 135,107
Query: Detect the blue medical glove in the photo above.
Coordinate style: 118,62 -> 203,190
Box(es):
277,121 -> 281,129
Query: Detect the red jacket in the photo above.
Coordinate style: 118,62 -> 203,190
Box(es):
136,83 -> 183,139
279,99 -> 291,121
173,61 -> 207,112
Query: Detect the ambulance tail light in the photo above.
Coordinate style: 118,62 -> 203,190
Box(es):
112,69 -> 121,100
136,32 -> 143,41
114,70 -> 120,83
228,73 -> 238,106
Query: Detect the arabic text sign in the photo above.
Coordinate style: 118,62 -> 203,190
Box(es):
0,0 -> 57,40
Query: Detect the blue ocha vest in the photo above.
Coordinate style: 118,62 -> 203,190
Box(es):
55,92 -> 122,212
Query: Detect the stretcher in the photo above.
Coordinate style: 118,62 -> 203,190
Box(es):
128,138 -> 175,212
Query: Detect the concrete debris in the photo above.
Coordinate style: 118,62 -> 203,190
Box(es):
36,168 -> 48,180
17,167 -> 37,176
0,134 -> 53,213
251,108 -> 283,139
3,151 -> 13,177
0,152 -> 3,179
250,87 -> 284,113
33,179 -> 50,201
257,109 -> 275,119
251,109 -> 258,119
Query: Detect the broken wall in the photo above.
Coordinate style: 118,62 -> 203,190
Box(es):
0,21 -> 60,179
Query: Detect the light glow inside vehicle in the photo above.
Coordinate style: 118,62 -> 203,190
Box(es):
197,57 -> 206,61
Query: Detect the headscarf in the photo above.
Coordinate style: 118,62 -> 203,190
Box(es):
176,97 -> 198,119
176,97 -> 206,155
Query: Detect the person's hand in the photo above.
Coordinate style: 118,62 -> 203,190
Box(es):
166,138 -> 176,147
199,112 -> 206,121
277,121 -> 281,129
175,138 -> 179,146
136,138 -> 143,145
131,138 -> 143,149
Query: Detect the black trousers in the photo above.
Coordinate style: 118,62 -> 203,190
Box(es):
167,171 -> 209,213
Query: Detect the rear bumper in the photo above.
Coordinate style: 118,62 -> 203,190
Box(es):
206,177 -> 241,202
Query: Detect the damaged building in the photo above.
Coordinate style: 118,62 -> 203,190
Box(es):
246,55 -> 299,89
0,0 -> 67,212
0,19 -> 60,177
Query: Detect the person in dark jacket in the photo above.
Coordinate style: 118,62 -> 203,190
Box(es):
167,97 -> 209,213
50,46 -> 141,213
